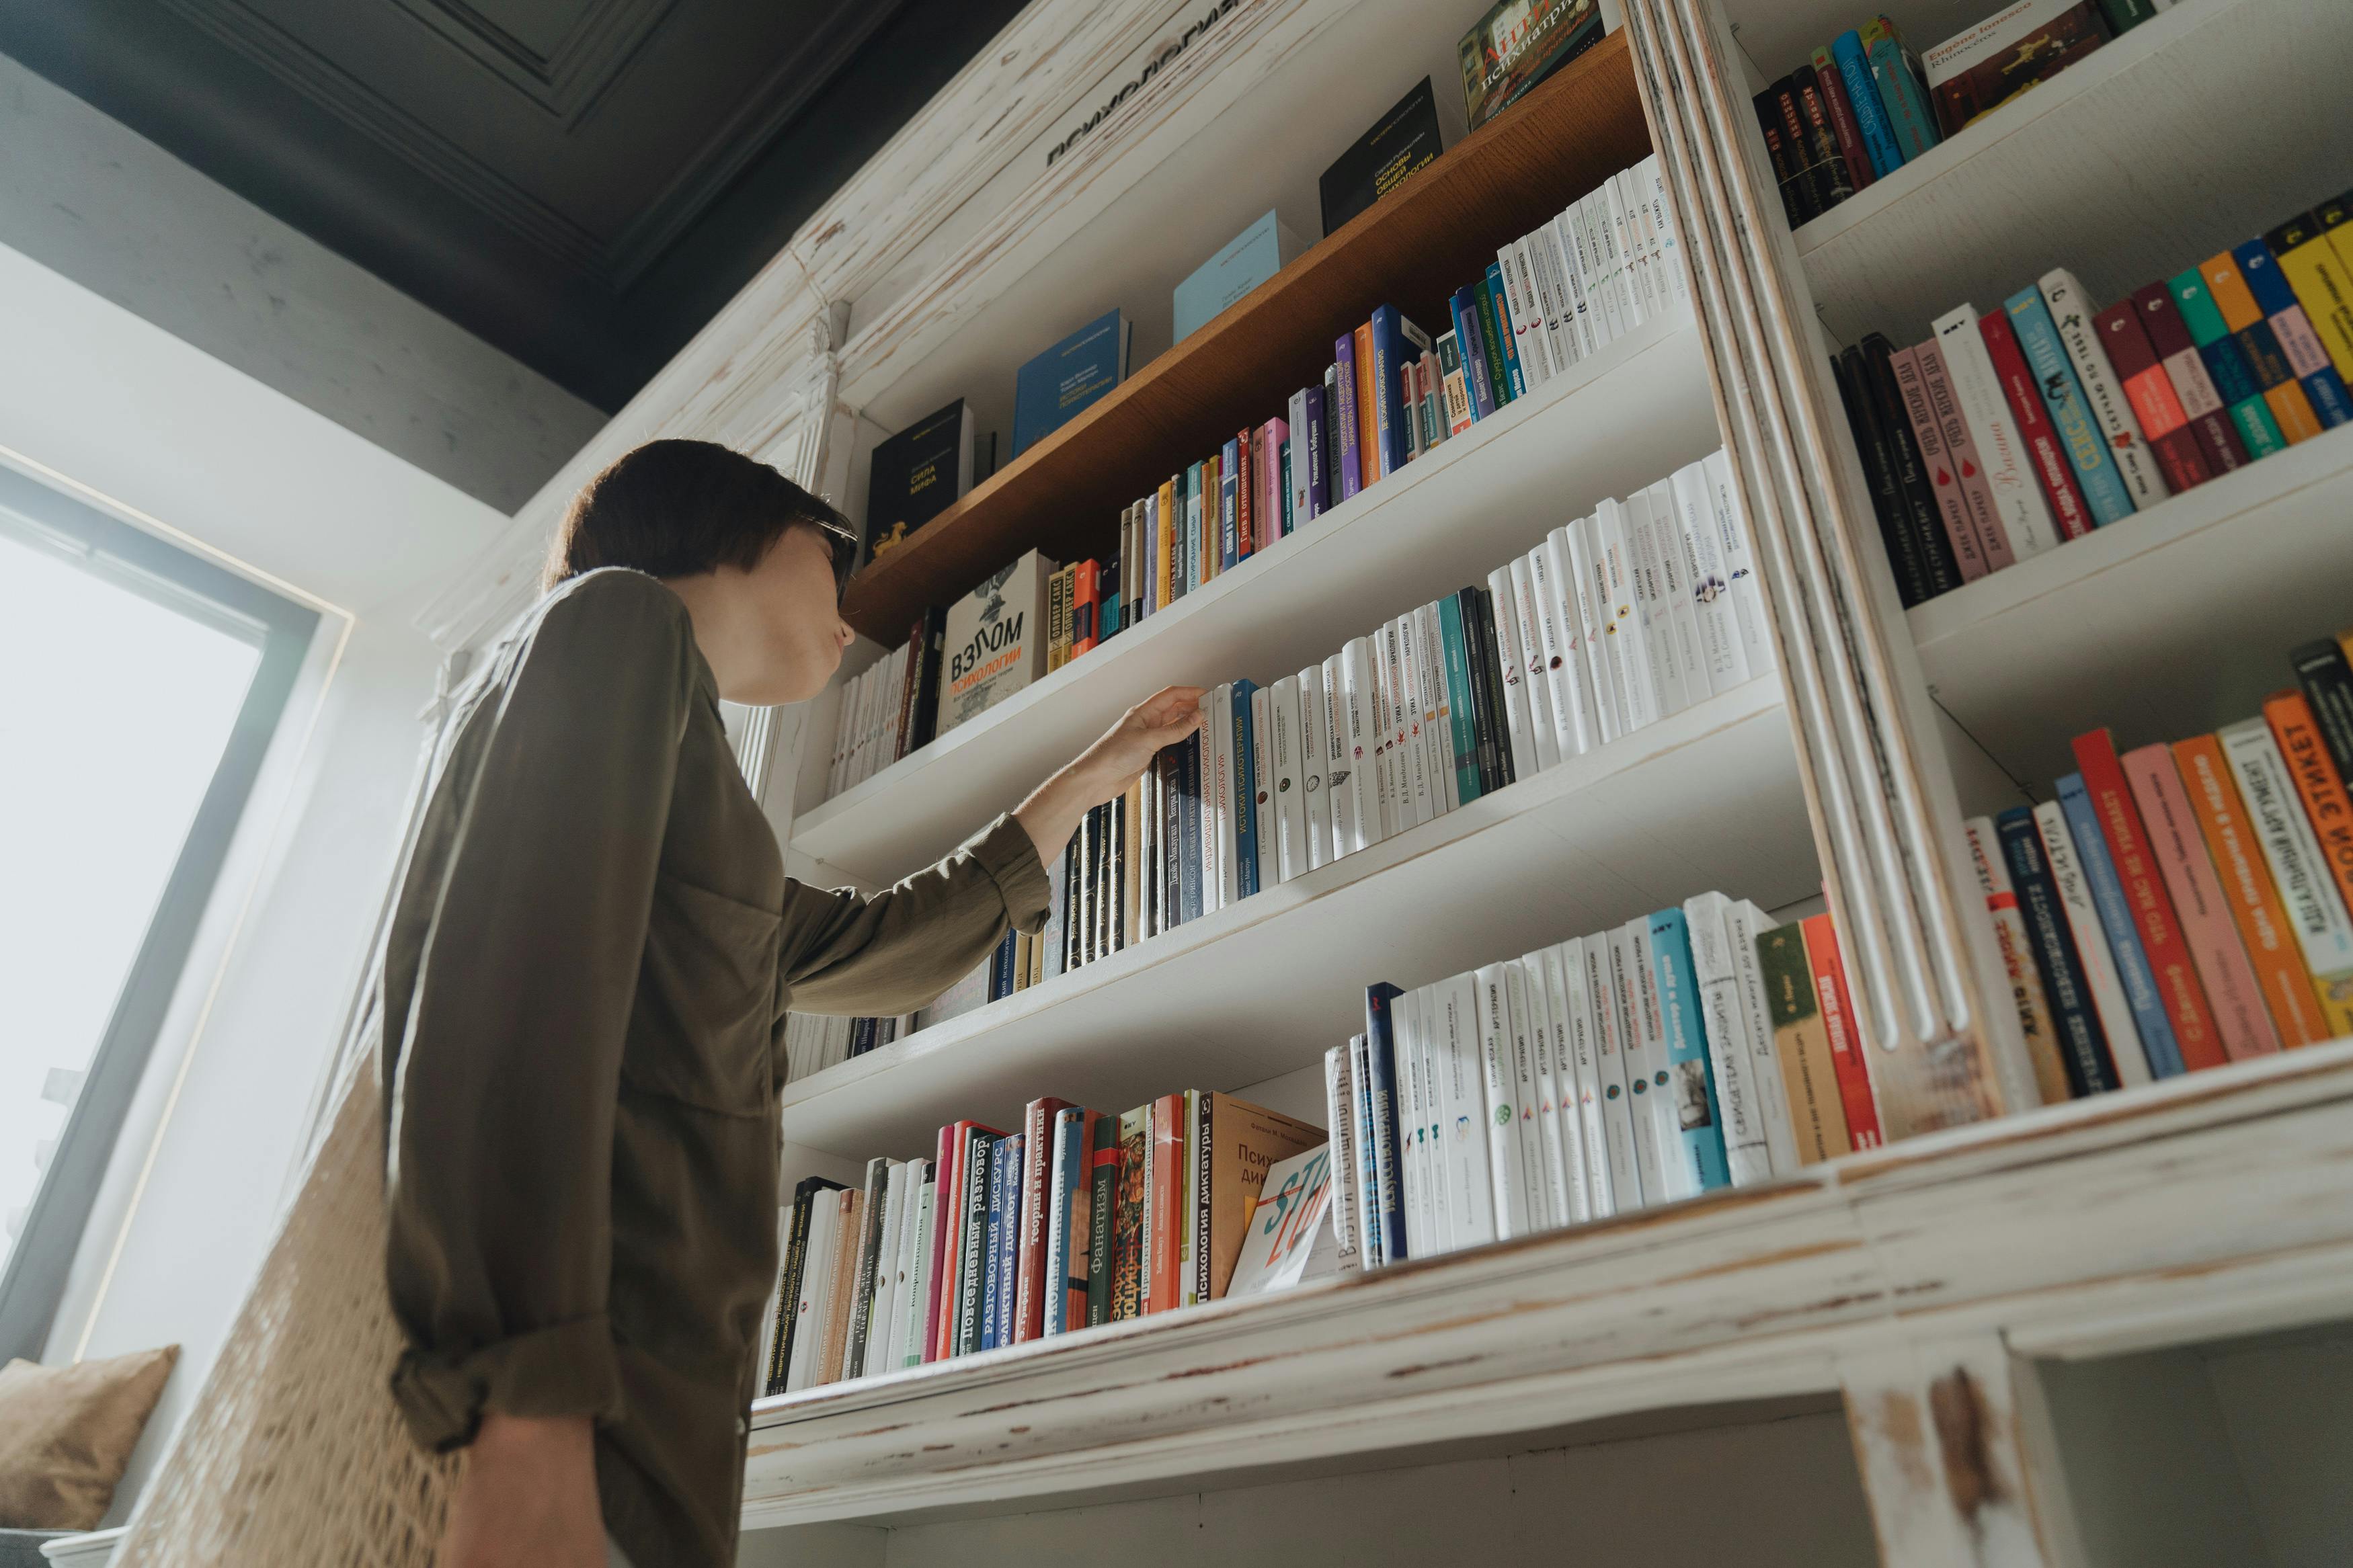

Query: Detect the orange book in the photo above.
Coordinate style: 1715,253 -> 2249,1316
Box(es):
2268,689 -> 2353,940
2202,251 -> 2326,444
1147,1093 -> 1186,1314
2173,736 -> 2335,1047
1801,914 -> 1882,1149
1352,321 -> 1381,485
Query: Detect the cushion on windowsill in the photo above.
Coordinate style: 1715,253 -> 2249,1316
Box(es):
0,1348 -> 178,1531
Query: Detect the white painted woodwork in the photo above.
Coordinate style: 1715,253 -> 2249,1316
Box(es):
746,1040 -> 2353,1530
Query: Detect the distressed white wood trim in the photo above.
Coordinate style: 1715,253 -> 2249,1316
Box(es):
740,1040 -> 2353,1530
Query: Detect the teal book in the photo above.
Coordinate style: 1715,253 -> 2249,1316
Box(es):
1437,594 -> 1483,804
1174,210 -> 1300,343
1859,17 -> 1939,162
2167,267 -> 2290,458
1185,461 -> 1205,593
1648,907 -> 1730,1192
2004,285 -> 2136,526
1481,264 -> 1525,400
1831,30 -> 1904,178
1230,678 -> 1261,897
1011,309 -> 1130,459
2095,0 -> 2157,32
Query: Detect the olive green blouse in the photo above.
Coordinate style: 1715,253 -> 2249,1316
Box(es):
379,569 -> 1049,1568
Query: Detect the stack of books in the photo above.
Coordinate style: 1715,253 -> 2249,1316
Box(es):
781,1012 -> 914,1078
1962,628 -> 2353,1104
1835,194 -> 2353,608
1329,893 -> 1873,1267
825,611 -> 945,800
836,444 -> 1773,1056
756,1091 -> 1324,1395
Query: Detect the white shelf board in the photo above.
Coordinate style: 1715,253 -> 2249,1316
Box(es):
1795,0 -> 2353,347
795,310 -> 1718,886
1910,421 -> 2353,797
779,675 -> 1815,1158
746,1037 -> 2353,1530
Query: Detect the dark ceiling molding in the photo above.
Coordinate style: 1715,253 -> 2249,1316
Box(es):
391,0 -> 677,120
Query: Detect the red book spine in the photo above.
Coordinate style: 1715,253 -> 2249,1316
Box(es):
2133,282 -> 2252,476
1889,343 -> 1990,579
1148,1094 -> 1184,1314
2072,729 -> 2229,1070
1979,307 -> 2095,539
924,1120 -> 966,1363
1071,563 -> 1101,656
1801,913 -> 1882,1149
1809,46 -> 1875,192
2095,300 -> 2213,495
1013,1097 -> 1074,1344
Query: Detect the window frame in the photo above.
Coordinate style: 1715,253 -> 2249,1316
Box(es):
0,462 -> 317,1364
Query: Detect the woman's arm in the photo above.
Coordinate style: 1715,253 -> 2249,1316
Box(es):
1012,686 -> 1205,867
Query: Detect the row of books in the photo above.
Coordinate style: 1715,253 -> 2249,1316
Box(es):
1963,629 -> 2353,1104
1757,0 -> 2161,233
1834,197 -> 2353,608
779,1011 -> 911,1082
825,611 -> 944,799
1326,895 -> 1878,1267
756,1091 -> 1326,1395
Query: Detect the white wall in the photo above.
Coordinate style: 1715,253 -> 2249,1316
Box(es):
0,234 -> 510,1513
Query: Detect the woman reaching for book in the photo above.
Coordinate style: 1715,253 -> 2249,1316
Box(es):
375,438 -> 1201,1568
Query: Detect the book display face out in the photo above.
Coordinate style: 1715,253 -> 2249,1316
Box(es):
596,0 -> 2353,1549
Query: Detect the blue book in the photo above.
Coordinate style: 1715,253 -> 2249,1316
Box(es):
994,1131 -> 1021,1350
1173,210 -> 1298,342
1332,331 -> 1364,499
1436,595 -> 1482,804
1371,305 -> 1431,475
1362,983 -> 1410,1262
1303,385 -> 1329,520
2005,286 -> 2137,526
1647,908 -> 1730,1192
1483,265 -> 1527,400
1010,308 -> 1130,459
1449,287 -> 1497,419
977,1136 -> 1007,1350
1043,1110 -> 1083,1337
1860,19 -> 1939,162
1230,679 -> 1261,897
2234,239 -> 2353,428
2057,774 -> 2186,1077
1831,30 -> 1905,178
1220,438 -> 1241,569
1177,731 -> 1203,922
1995,808 -> 2121,1097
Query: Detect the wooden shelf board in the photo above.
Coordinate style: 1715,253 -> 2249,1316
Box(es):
746,1038 -> 2353,1530
1794,0 -> 2353,348
837,32 -> 1652,643
779,676 -> 1817,1157
1909,421 -> 2353,796
796,311 -> 1716,884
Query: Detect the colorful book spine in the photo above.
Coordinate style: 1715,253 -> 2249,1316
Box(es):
2032,800 -> 2151,1087
1963,815 -> 2067,1106
1800,913 -> 1880,1147
2233,238 -> 2353,429
2293,636 -> 2353,782
1648,907 -> 1732,1190
2004,285 -> 2136,526
2265,211 -> 2353,387
1860,15 -> 1940,161
2092,298 -> 2212,495
1353,321 -> 1382,486
1917,334 -> 2013,569
2267,690 -> 2353,964
2163,269 -> 2290,459
1086,1114 -> 1118,1326
1371,304 -> 1409,474
1334,331 -> 1364,499
2040,267 -> 2169,509
1449,286 -> 1498,421
2122,744 -> 2282,1062
1476,270 -> 1519,404
1977,306 -> 2095,539
2055,773 -> 2187,1079
1363,983 -> 1410,1260
1304,383 -> 1330,520
1755,921 -> 1850,1163
2190,257 -> 2323,444
1810,44 -> 1874,192
1793,65 -> 1858,209
2133,281 -> 2255,475
1437,594 -> 1483,804
1931,304 -> 2055,561
2219,717 -> 2353,1034
2173,736 -> 2335,1048
1889,342 -> 1989,578
2073,729 -> 2227,1069
1831,29 -> 1904,179
1996,807 -> 2120,1096
1230,677 -> 1261,897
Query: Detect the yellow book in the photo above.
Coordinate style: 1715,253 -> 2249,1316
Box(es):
2202,250 -> 2325,443
1155,478 -> 1176,610
2269,211 -> 2353,385
1202,452 -> 1222,585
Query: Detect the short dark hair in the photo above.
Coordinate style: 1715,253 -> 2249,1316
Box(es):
545,438 -> 856,591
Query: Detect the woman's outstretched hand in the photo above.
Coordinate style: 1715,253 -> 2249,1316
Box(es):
1014,686 -> 1205,864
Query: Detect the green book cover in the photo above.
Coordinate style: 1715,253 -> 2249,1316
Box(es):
1111,1106 -> 1149,1321
1086,1112 -> 1118,1326
2093,0 -> 2155,32
1472,279 -> 1514,407
1437,594 -> 1483,803
2169,267 -> 2290,458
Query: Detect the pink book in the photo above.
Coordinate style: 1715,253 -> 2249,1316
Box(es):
1888,343 -> 1989,580
1258,416 -> 1288,538
1915,336 -> 2016,571
2122,743 -> 2282,1061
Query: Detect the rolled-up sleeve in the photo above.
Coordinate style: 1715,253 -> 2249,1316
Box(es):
782,814 -> 1051,1017
383,572 -> 694,1452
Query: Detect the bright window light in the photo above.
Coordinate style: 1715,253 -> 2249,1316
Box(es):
0,532 -> 260,1272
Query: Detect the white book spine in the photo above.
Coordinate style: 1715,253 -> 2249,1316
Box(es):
1271,675 -> 1308,881
1395,991 -> 1431,1260
2041,267 -> 2167,508
1962,815 -> 2053,1108
1932,304 -> 2057,561
1525,220 -> 1579,372
1579,194 -> 1624,343
1339,638 -> 1380,851
1386,618 -> 1431,828
1670,461 -> 1749,693
1683,893 -> 1773,1186
1297,663 -> 1331,868
1532,532 -> 1593,757
826,675 -> 850,797
1507,556 -> 1562,772
1392,615 -> 1435,826
1565,515 -> 1623,743
864,1161 -> 909,1379
1502,239 -> 1552,385
1724,899 -> 1804,1170
1287,388 -> 1312,524
1324,1045 -> 1362,1268
1503,962 -> 1556,1232
1603,923 -> 1665,1204
1603,177 -> 1644,328
1644,156 -> 1689,311
887,1169 -> 923,1368
2032,801 -> 2154,1088
1580,936 -> 1643,1209
1439,973 -> 1497,1246
1703,450 -> 1773,677
903,1180 -> 934,1366
1484,565 -> 1540,780
785,1195 -> 838,1393
1554,940 -> 1613,1217
1360,632 -> 1399,840
1322,653 -> 1357,859
1644,477 -> 1713,702
1250,685 -> 1277,892
1476,962 -> 1533,1239
839,665 -> 869,792
1349,1034 -> 1383,1267
1552,210 -> 1599,358
1625,487 -> 1691,714
1615,171 -> 1657,322
1520,952 -> 1581,1226
1540,942 -> 1599,1221
1414,604 -> 1460,813
1408,988 -> 1453,1253
1211,683 -> 1238,911
2219,718 -> 2353,979
1593,499 -> 1661,728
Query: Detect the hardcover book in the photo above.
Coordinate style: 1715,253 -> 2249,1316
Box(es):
1193,1092 -> 1326,1299
1457,0 -> 1605,130
1754,921 -> 1849,1164
1011,308 -> 1131,460
939,550 -> 1053,735
865,399 -> 974,561
1319,77 -> 1444,235
2173,735 -> 2334,1048
1174,210 -> 1304,343
1921,0 -> 2109,136
1224,1145 -> 1334,1297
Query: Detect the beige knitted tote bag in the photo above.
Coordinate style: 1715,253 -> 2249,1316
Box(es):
108,1051 -> 461,1568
